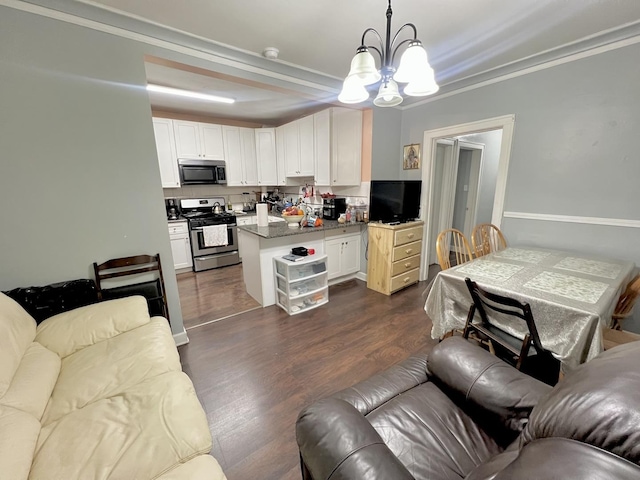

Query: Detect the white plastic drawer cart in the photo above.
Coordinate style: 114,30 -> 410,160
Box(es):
274,254 -> 329,315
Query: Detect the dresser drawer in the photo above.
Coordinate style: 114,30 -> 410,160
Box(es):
391,254 -> 421,277
394,226 -> 423,246
390,268 -> 420,293
168,222 -> 188,235
392,240 -> 422,262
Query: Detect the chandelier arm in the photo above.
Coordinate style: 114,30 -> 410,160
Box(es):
365,45 -> 384,64
390,38 -> 417,65
390,23 -> 418,51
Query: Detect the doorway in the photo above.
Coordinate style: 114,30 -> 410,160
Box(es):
428,139 -> 484,262
419,115 -> 515,279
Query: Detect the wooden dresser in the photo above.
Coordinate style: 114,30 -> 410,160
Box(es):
367,221 -> 424,295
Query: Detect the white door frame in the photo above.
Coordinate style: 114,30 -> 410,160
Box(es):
419,114 -> 516,281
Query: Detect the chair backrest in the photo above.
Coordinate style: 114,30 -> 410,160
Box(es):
436,228 -> 473,270
93,253 -> 169,322
464,278 -> 545,354
613,274 -> 640,327
471,223 -> 507,258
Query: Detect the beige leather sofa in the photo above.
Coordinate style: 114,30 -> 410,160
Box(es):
0,292 -> 226,480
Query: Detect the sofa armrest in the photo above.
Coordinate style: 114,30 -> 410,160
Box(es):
427,337 -> 551,440
35,296 -> 152,358
331,354 -> 428,415
492,438 -> 640,480
296,398 -> 413,480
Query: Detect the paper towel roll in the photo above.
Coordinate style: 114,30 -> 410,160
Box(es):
256,203 -> 269,227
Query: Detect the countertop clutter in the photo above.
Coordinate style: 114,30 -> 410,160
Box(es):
238,219 -> 365,239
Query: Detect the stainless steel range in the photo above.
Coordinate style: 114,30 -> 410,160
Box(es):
179,198 -> 240,272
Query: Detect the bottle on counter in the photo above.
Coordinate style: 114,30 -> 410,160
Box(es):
345,205 -> 352,223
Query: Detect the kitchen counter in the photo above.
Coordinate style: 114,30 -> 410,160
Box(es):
238,219 -> 366,238
167,217 -> 187,223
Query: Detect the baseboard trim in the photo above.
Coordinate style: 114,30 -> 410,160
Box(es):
355,271 -> 367,282
503,211 -> 640,229
173,329 -> 189,346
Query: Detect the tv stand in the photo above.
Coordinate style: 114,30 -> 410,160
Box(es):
367,220 -> 424,295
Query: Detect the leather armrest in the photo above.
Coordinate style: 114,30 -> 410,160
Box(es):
331,354 -> 428,415
35,296 -> 151,358
493,438 -> 640,480
296,398 -> 413,480
427,337 -> 551,439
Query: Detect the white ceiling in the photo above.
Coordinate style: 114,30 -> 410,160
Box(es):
80,0 -> 640,123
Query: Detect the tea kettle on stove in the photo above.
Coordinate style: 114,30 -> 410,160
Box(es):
212,202 -> 224,214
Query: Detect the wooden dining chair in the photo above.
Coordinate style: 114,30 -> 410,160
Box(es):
93,253 -> 170,323
471,223 -> 507,258
462,277 -> 560,385
612,274 -> 640,330
436,228 -> 473,270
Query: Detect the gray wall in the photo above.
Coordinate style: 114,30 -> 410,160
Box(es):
371,108 -> 402,180
0,7 -> 184,335
399,42 -> 640,331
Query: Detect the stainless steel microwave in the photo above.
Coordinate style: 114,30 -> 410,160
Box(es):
178,159 -> 227,185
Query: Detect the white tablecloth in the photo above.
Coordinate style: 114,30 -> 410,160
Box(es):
424,247 -> 635,368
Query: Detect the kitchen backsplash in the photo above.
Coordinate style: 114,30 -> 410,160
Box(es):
163,182 -> 370,212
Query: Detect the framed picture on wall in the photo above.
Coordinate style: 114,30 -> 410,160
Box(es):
403,144 -> 421,170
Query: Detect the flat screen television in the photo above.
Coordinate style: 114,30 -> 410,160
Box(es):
369,180 -> 422,223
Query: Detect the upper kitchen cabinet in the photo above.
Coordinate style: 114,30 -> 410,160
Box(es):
313,109 -> 331,186
222,126 -> 258,186
255,128 -> 278,186
331,108 -> 362,186
282,115 -> 315,177
152,118 -> 180,188
173,120 -> 225,160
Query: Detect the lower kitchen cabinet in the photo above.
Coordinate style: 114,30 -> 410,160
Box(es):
325,227 -> 361,281
168,222 -> 192,271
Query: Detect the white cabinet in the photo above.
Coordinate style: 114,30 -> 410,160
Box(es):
325,228 -> 361,281
255,128 -> 278,185
152,118 -> 180,188
173,120 -> 224,160
314,109 -> 331,186
275,125 -> 287,186
274,254 -> 329,315
282,115 -> 315,177
168,222 -> 192,271
222,126 -> 258,186
331,108 -> 362,186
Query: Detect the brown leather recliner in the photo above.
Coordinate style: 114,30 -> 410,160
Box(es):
296,336 -> 640,480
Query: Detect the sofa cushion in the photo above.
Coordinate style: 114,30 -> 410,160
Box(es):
156,455 -> 227,480
366,382 -> 502,480
35,296 -> 151,358
0,293 -> 37,398
521,341 -> 640,465
42,317 -> 181,425
0,342 -> 60,420
31,371 -> 213,480
0,405 -> 41,480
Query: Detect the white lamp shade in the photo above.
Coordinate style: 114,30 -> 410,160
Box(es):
393,43 -> 432,84
373,79 -> 403,107
403,67 -> 439,96
338,75 -> 370,104
347,49 -> 381,86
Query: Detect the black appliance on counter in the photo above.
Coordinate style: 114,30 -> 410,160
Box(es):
166,198 -> 179,220
179,197 -> 240,272
322,198 -> 347,220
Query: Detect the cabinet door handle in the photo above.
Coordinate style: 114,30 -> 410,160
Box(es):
404,262 -> 411,268
405,248 -> 413,254
403,277 -> 410,283
408,233 -> 414,238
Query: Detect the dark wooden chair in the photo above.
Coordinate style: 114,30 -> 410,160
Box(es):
462,277 -> 559,385
93,253 -> 170,324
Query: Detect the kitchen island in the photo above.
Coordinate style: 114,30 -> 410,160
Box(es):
238,219 -> 364,307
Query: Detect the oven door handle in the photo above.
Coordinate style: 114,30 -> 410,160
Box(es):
191,224 -> 236,231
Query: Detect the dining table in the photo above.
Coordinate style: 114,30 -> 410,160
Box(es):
424,246 -> 636,369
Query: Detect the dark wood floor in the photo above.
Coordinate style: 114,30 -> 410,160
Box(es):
178,277 -> 438,480
177,264 -> 260,330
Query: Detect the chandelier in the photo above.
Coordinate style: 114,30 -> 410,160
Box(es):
338,0 -> 439,107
